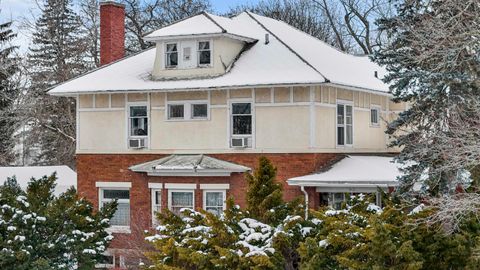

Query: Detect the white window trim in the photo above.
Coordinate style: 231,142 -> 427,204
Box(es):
336,100 -> 354,147
229,99 -> 255,148
96,182 -> 132,188
199,184 -> 230,189
370,105 -> 381,127
166,100 -> 210,121
127,102 -> 150,149
202,189 -> 226,214
151,188 -> 162,227
165,183 -> 196,189
168,189 -> 195,213
94,251 -> 115,269
98,187 -> 131,233
197,40 -> 213,67
165,42 -> 178,69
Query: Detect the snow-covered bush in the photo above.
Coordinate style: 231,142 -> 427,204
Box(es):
0,174 -> 116,269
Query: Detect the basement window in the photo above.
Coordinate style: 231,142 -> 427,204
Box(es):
165,43 -> 178,68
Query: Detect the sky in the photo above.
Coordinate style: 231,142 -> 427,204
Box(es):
0,0 -> 261,52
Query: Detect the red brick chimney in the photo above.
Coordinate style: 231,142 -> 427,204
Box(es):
100,1 -> 125,66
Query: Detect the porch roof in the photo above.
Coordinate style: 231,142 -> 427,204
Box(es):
129,154 -> 251,177
288,155 -> 401,188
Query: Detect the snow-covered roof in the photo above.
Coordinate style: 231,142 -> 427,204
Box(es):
0,166 -> 77,196
144,12 -> 256,42
130,154 -> 251,176
288,155 -> 400,188
48,11 -> 389,96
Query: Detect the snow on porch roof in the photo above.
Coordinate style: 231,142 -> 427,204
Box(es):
287,155 -> 401,188
0,166 -> 77,196
129,154 -> 251,177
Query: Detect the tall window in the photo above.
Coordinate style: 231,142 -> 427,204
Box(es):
100,189 -> 130,227
203,191 -> 225,216
231,103 -> 252,136
198,41 -> 211,66
165,43 -> 178,68
337,103 -> 353,146
169,190 -> 194,215
151,189 -> 162,226
370,107 -> 380,126
129,105 -> 148,137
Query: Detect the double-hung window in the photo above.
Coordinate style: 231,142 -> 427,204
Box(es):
337,103 -> 353,146
129,105 -> 148,137
370,107 -> 380,126
169,190 -> 194,215
100,189 -> 130,227
203,190 -> 225,216
198,41 -> 211,66
151,189 -> 162,226
165,43 -> 178,68
231,102 -> 252,135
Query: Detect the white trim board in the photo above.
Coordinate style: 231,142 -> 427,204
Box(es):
165,183 -> 197,189
96,182 -> 132,188
148,183 -> 163,189
199,183 -> 230,189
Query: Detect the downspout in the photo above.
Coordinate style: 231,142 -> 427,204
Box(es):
301,186 -> 309,220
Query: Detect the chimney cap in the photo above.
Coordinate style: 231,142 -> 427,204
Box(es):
100,1 -> 125,8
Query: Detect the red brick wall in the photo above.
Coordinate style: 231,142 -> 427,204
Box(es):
100,2 -> 125,66
76,153 -> 338,252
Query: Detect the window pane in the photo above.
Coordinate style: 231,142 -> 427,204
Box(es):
98,255 -> 114,265
110,202 -> 130,226
198,41 -> 210,50
199,51 -> 211,65
346,105 -> 352,125
166,44 -> 177,52
130,106 -> 147,117
169,104 -> 184,118
103,189 -> 130,199
172,192 -> 193,207
192,104 -> 208,118
206,192 -> 223,207
371,109 -> 378,124
131,117 -> 148,136
337,126 -> 345,145
337,104 -> 344,124
155,190 -> 161,205
232,103 -> 251,115
346,125 -> 353,145
206,207 -> 223,216
233,115 -> 252,135
167,52 -> 178,67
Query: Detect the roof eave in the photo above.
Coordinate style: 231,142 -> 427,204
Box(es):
144,32 -> 257,43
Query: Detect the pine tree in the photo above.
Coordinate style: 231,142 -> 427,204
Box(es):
0,17 -> 19,165
0,174 -> 117,269
27,0 -> 89,168
245,156 -> 284,223
373,0 -> 480,196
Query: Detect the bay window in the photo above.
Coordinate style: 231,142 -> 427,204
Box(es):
337,103 -> 353,146
168,190 -> 194,215
203,190 -> 225,216
100,189 -> 130,227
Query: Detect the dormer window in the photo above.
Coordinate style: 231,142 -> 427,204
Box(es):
165,43 -> 178,68
198,41 -> 211,66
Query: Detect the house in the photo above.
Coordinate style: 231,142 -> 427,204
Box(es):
0,165 -> 77,196
48,1 -> 405,268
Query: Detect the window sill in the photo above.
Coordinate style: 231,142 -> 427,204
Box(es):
370,124 -> 381,128
106,226 -> 131,234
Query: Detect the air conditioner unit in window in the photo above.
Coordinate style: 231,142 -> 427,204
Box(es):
129,138 -> 146,149
231,137 -> 250,148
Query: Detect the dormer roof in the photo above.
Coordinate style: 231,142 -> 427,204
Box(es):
48,11 -> 389,96
144,12 -> 257,43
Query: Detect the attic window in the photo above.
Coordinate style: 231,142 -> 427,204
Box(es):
198,41 -> 211,66
165,43 -> 178,68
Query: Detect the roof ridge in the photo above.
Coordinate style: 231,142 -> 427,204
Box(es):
202,12 -> 227,33
244,11 -> 329,83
